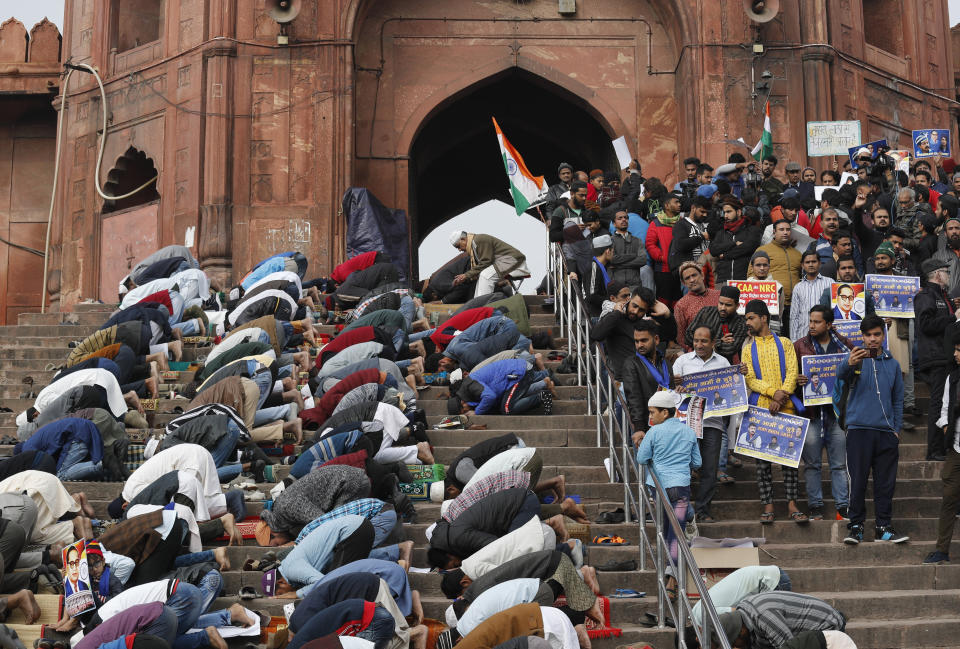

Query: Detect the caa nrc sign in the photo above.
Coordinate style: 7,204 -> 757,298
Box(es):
806,121 -> 862,156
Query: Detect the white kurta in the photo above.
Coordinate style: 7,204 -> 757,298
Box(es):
373,402 -> 419,464
460,515 -> 547,580
122,444 -> 226,516
36,368 -> 128,418
0,470 -> 79,545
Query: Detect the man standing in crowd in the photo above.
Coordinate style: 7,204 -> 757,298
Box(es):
646,191 -> 684,306
684,286 -> 748,363
748,251 -> 785,335
839,315 -> 908,545
794,305 -> 853,520
758,220 -> 803,338
624,320 -> 672,440
915,259 -> 958,461
583,235 -> 614,318
546,163 -> 574,214
609,210 -> 651,292
673,263 -> 720,352
741,300 -> 808,524
789,251 -> 833,343
674,325 -> 731,523
549,180 -> 589,242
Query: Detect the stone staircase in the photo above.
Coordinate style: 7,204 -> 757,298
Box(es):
0,298 -> 957,648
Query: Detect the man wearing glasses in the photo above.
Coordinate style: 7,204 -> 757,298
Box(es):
64,545 -> 89,596
833,284 -> 861,321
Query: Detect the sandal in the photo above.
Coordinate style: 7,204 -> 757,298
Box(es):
718,472 -> 735,484
727,453 -> 743,468
760,511 -> 775,524
591,535 -> 628,545
698,513 -> 716,524
239,586 -> 260,600
665,585 -> 678,601
611,588 -> 645,598
790,511 -> 810,524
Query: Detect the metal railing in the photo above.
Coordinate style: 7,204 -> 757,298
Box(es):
547,243 -> 730,649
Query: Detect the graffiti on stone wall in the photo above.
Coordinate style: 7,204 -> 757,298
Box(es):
262,219 -> 312,255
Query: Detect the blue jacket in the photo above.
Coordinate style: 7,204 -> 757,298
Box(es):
16,417 -> 103,471
467,359 -> 529,415
636,418 -> 701,489
444,315 -> 523,370
838,351 -> 903,432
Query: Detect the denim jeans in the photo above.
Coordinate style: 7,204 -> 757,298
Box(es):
802,415 -> 849,509
370,509 -> 397,547
369,544 -> 400,561
171,320 -> 200,336
255,404 -> 290,426
647,485 -> 690,563
507,379 -> 547,414
216,464 -> 242,482
165,582 -> 204,634
174,550 -> 215,568
399,295 -> 416,328
252,370 -> 274,409
209,421 -> 241,466
58,440 -> 102,481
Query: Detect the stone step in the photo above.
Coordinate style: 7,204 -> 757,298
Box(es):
18,312 -> 120,327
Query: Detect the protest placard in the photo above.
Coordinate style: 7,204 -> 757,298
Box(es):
912,129 -> 950,158
63,540 -> 95,618
865,274 -> 920,318
728,279 -> 779,315
678,394 -> 706,439
833,320 -> 889,350
676,365 -> 748,417
831,282 -> 863,320
612,136 -> 633,169
734,406 -> 809,469
801,354 -> 846,406
806,121 -> 861,157
847,139 -> 887,169
887,149 -> 912,175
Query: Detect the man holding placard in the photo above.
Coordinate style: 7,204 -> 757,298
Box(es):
794,305 -> 854,521
674,325 -> 734,524
741,300 -> 808,524
838,315 -> 907,545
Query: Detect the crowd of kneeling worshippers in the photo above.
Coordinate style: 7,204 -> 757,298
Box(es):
0,239 -> 854,649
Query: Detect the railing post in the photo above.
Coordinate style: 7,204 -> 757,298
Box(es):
678,551 -> 688,637
638,465 -> 646,570
655,487 -> 665,628
621,402 -> 630,520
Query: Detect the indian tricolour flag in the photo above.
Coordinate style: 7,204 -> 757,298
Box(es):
751,101 -> 773,162
493,117 -> 548,215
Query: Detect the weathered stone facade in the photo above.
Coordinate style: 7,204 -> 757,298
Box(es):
1,1 -> 958,319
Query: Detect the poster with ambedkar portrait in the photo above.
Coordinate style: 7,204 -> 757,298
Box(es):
913,129 -> 950,158
734,406 -> 809,469
62,540 -> 95,617
865,274 -> 920,318
831,282 -> 864,321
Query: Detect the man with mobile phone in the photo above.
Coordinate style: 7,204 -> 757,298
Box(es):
837,315 -> 907,545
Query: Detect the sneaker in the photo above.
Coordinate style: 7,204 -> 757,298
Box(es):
923,551 -> 950,564
808,506 -> 824,521
836,506 -> 849,521
540,390 -> 554,415
843,525 -> 863,545
875,526 -> 909,543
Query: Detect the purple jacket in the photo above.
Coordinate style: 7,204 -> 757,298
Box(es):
75,602 -> 166,649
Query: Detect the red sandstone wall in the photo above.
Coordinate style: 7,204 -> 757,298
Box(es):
29,0 -> 960,311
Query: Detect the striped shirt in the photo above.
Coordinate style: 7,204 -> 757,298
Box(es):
295,498 -> 386,544
683,307 -> 748,362
737,591 -> 845,649
789,274 -> 833,342
443,470 -> 531,522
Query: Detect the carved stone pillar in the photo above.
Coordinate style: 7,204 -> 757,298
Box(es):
199,202 -> 233,288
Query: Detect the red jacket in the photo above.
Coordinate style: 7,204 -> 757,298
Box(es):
331,251 -> 379,284
317,326 -> 377,368
301,368 -> 382,427
645,217 -> 674,273
429,307 -> 494,351
136,290 -> 174,314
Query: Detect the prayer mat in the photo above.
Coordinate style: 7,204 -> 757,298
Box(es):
215,516 -> 262,542
141,398 -> 159,411
554,595 -> 620,639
